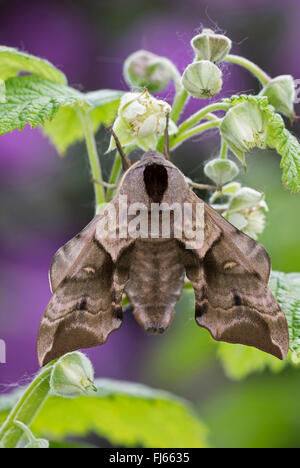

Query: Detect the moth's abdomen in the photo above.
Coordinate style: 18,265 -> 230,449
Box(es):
125,239 -> 185,334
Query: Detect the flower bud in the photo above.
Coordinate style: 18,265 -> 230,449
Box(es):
50,351 -> 97,398
209,181 -> 241,204
224,187 -> 268,239
182,61 -> 223,99
191,29 -> 232,63
123,50 -> 172,93
220,101 -> 268,164
204,158 -> 239,186
107,90 -> 177,152
228,187 -> 264,212
226,212 -> 248,231
260,75 -> 295,119
227,209 -> 266,240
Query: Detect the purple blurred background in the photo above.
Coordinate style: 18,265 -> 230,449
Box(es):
0,0 -> 300,391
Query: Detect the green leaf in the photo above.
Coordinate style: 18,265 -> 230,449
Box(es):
202,371 -> 300,448
0,79 -> 5,103
0,75 -> 87,136
222,95 -> 300,192
217,343 -> 286,380
269,271 -> 300,355
0,45 -> 66,84
43,90 -> 123,154
0,379 -> 207,448
0,73 -> 122,154
267,113 -> 300,193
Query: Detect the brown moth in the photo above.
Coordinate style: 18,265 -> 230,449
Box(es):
37,140 -> 289,366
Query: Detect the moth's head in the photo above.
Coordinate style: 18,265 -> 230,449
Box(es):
140,150 -> 168,165
119,150 -> 188,205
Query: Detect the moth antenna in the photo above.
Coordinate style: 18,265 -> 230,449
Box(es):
163,112 -> 171,161
109,127 -> 132,171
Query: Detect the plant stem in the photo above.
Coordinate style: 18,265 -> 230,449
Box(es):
205,113 -> 221,122
0,365 -> 53,448
188,181 -> 218,191
170,88 -> 189,123
78,109 -> 106,213
178,102 -> 230,134
107,153 -> 122,200
225,54 -> 271,86
219,139 -> 228,159
170,120 -> 220,149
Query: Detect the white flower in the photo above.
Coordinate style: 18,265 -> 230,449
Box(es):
210,183 -> 268,239
224,187 -> 268,239
107,90 -> 177,152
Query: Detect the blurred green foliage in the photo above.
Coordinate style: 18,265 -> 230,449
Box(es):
0,379 -> 208,448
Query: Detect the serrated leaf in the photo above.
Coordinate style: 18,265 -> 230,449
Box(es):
0,75 -> 86,135
269,271 -> 300,354
43,90 -> 123,154
0,46 -> 66,84
267,115 -> 300,193
0,379 -> 207,448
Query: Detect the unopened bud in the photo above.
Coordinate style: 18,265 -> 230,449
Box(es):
261,75 -> 295,119
225,187 -> 267,239
204,158 -> 239,186
227,208 -> 266,239
229,187 -> 264,212
209,181 -> 241,204
182,61 -> 223,99
191,29 -> 232,63
220,100 -> 268,164
123,50 -> 172,93
50,352 -> 96,398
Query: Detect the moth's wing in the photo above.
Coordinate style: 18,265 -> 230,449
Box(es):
49,216 -> 100,293
179,192 -> 289,360
38,203 -> 133,366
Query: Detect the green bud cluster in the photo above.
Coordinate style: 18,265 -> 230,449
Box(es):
181,30 -> 231,99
